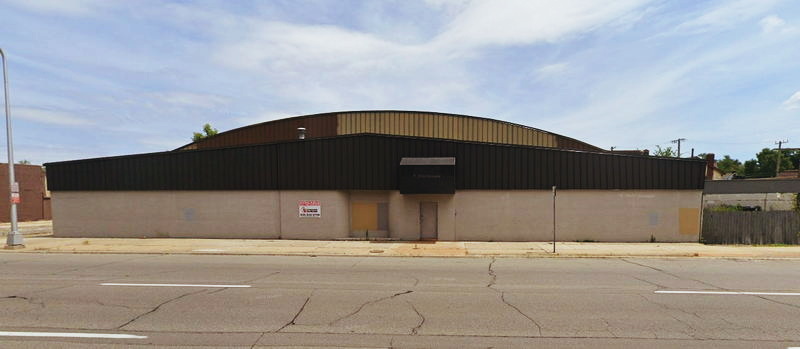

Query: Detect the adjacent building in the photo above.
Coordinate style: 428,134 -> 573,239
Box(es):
45,111 -> 706,242
0,163 -> 51,222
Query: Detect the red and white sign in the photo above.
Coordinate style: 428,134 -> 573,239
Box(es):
10,192 -> 20,204
298,200 -> 321,218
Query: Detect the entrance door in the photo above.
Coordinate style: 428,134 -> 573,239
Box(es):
419,202 -> 438,240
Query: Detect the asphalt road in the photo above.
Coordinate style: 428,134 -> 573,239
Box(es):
1,254 -> 800,348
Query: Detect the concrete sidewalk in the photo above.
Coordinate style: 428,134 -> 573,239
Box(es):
4,235 -> 800,258
3,220 -> 800,258
0,220 -> 54,237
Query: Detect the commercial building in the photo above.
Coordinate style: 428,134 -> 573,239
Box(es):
0,163 -> 51,222
45,111 -> 705,242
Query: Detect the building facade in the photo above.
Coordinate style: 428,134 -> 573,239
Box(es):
0,163 -> 51,222
46,111 -> 705,242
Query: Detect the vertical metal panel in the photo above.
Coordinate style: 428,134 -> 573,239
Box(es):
47,134 -> 705,191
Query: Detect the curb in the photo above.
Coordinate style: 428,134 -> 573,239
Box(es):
4,248 -> 800,260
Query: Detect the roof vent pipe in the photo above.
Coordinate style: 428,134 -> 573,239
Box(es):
297,127 -> 306,140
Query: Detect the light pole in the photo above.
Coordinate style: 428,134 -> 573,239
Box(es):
1,48 -> 24,248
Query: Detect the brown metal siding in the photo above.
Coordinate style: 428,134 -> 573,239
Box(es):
336,111 -> 583,149
177,111 -> 603,152
47,135 -> 704,192
186,113 -> 338,150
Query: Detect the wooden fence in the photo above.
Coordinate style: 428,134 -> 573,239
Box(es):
702,211 -> 800,244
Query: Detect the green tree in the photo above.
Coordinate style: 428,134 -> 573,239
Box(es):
715,155 -> 743,174
652,145 -> 677,157
192,123 -> 218,142
742,148 -> 796,178
17,159 -> 31,165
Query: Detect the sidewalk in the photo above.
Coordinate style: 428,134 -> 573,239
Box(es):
4,236 -> 800,259
0,220 -> 54,237
3,221 -> 800,258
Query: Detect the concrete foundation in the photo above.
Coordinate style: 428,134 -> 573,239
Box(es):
52,189 -> 702,242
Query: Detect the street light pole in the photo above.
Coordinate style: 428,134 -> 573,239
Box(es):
1,48 -> 24,248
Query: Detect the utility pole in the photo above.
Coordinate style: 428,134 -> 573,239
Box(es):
671,138 -> 686,158
775,140 -> 789,177
1,48 -> 23,248
552,186 -> 556,254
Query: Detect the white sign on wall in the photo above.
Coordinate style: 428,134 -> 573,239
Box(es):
298,200 -> 321,218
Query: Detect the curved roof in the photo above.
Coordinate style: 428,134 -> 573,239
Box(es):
176,110 -> 603,152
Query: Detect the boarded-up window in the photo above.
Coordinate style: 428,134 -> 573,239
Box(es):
351,202 -> 389,231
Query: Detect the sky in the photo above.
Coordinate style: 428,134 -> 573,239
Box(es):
0,0 -> 798,165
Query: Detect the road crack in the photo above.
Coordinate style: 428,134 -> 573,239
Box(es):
485,258 -> 543,336
755,295 -> 800,311
116,288 -> 208,329
500,292 -> 543,336
250,332 -> 266,349
277,291 -> 313,332
329,290 -> 413,326
242,271 -> 280,283
53,256 -> 147,275
631,276 -> 668,289
621,259 -> 722,290
408,300 -> 425,335
638,294 -> 701,339
487,258 -> 497,287
0,295 -> 29,302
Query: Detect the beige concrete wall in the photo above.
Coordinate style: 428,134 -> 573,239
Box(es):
52,189 -> 702,242
388,192 -> 456,240
279,191 -> 350,239
453,191 -> 553,241
52,191 -> 280,238
452,190 -> 702,242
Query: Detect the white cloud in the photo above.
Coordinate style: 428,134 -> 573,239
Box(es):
216,22 -> 408,72
675,0 -> 779,34
152,92 -> 230,108
783,91 -> 800,110
208,0 -> 653,113
433,0 -> 652,49
536,63 -> 569,77
14,107 -> 93,126
214,1 -> 654,71
760,15 -> 786,33
536,24 -> 790,150
760,15 -> 795,35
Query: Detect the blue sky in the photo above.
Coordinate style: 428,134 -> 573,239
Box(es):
0,0 -> 798,165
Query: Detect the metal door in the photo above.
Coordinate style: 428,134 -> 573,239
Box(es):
419,202 -> 438,240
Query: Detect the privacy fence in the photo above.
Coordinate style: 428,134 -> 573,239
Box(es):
702,211 -> 800,245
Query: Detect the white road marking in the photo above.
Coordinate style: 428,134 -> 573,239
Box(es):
192,249 -> 226,252
0,331 -> 147,339
656,290 -> 800,296
100,283 -> 250,288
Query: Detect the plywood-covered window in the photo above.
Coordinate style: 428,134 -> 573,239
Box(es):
351,202 -> 389,231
